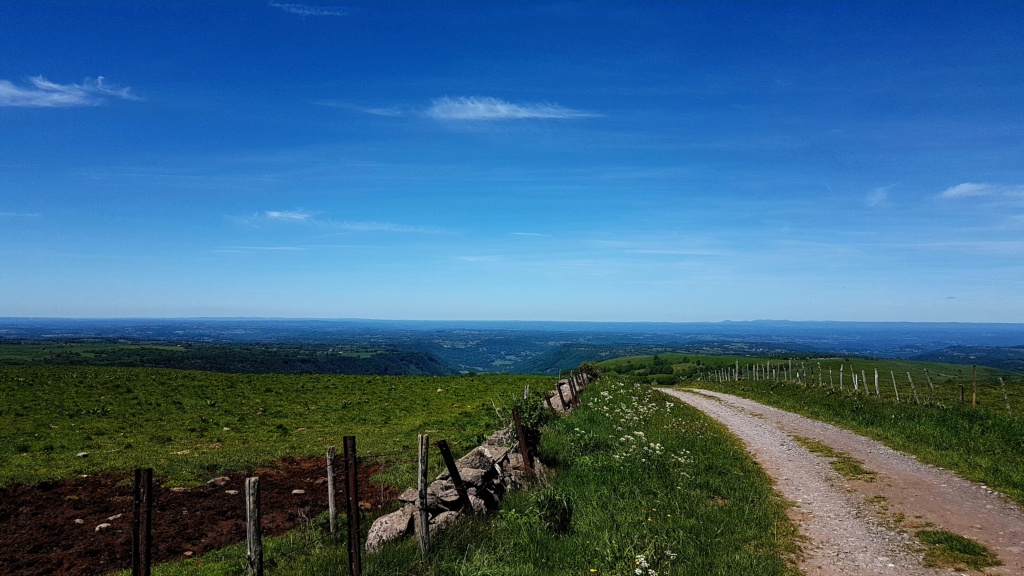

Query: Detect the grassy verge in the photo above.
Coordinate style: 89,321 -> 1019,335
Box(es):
695,377 -> 1024,505
0,365 -> 548,487
361,378 -> 801,575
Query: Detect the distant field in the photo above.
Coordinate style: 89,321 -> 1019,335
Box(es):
0,365 -> 549,487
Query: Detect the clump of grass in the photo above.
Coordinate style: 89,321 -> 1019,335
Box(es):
791,436 -> 877,481
916,529 -> 1001,570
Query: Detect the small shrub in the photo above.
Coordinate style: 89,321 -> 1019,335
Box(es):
532,490 -> 573,535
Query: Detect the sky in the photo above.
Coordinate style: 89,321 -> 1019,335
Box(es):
1,1 -> 1023,322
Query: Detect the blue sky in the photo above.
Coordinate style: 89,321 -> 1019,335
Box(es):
1,1 -> 1022,322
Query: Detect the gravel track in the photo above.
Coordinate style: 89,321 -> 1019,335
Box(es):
660,388 -> 1024,576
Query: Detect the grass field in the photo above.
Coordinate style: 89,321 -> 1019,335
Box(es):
129,377 -> 800,576
0,365 -> 549,487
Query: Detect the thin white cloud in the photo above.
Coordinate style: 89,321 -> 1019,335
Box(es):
511,232 -> 549,237
426,96 -> 595,121
264,210 -> 314,222
0,76 -> 137,107
0,211 -> 41,217
865,186 -> 891,207
334,221 -> 442,234
315,100 -> 407,117
269,3 -> 350,16
940,182 -> 995,198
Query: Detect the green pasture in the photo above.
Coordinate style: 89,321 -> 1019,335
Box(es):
0,365 -> 549,487
134,377 -> 800,576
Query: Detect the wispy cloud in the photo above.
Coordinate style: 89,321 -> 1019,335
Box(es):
269,3 -> 350,16
0,76 -> 137,107
0,211 -> 41,217
511,232 -> 549,237
333,221 -> 443,234
865,185 -> 892,208
426,96 -> 595,121
314,100 -> 407,117
940,182 -> 1024,199
264,210 -> 314,222
238,210 -> 444,234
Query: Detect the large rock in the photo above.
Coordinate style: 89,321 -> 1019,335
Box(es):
430,510 -> 461,532
365,506 -> 414,551
454,447 -> 493,472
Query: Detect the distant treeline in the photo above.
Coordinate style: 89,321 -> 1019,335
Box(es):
0,342 -> 457,376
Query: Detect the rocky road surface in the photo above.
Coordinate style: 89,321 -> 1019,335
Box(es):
660,388 -> 1024,576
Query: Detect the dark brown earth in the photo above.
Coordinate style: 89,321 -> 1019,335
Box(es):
0,457 -> 398,576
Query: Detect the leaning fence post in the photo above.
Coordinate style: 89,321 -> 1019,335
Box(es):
890,371 -> 900,403
908,373 -> 920,404
1000,378 -> 1011,415
132,468 -> 152,576
327,446 -> 337,534
437,439 -> 471,512
924,368 -> 936,402
512,408 -> 535,480
417,434 -> 430,556
245,477 -> 263,576
344,436 -> 361,576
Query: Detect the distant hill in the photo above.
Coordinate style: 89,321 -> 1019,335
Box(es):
2,318 -> 1022,374
0,342 -> 457,376
911,346 -> 1024,373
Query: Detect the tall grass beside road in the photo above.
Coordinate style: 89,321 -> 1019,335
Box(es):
363,378 -> 800,575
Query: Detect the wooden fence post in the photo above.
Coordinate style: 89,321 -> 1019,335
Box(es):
829,366 -> 834,390
924,368 -> 936,402
512,408 -> 534,480
245,477 -> 263,576
327,446 -> 337,534
973,365 -> 978,408
344,436 -> 361,576
861,370 -> 868,396
874,369 -> 880,397
417,434 -> 430,556
839,364 -> 844,392
999,378 -> 1010,415
556,379 -> 568,410
908,373 -> 920,405
437,439 -> 471,512
131,468 -> 152,576
890,371 -> 900,403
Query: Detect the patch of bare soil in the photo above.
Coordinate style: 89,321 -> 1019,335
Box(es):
662,388 -> 1024,576
0,457 -> 397,576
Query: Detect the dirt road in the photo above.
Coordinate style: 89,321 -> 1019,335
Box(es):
660,388 -> 1024,576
